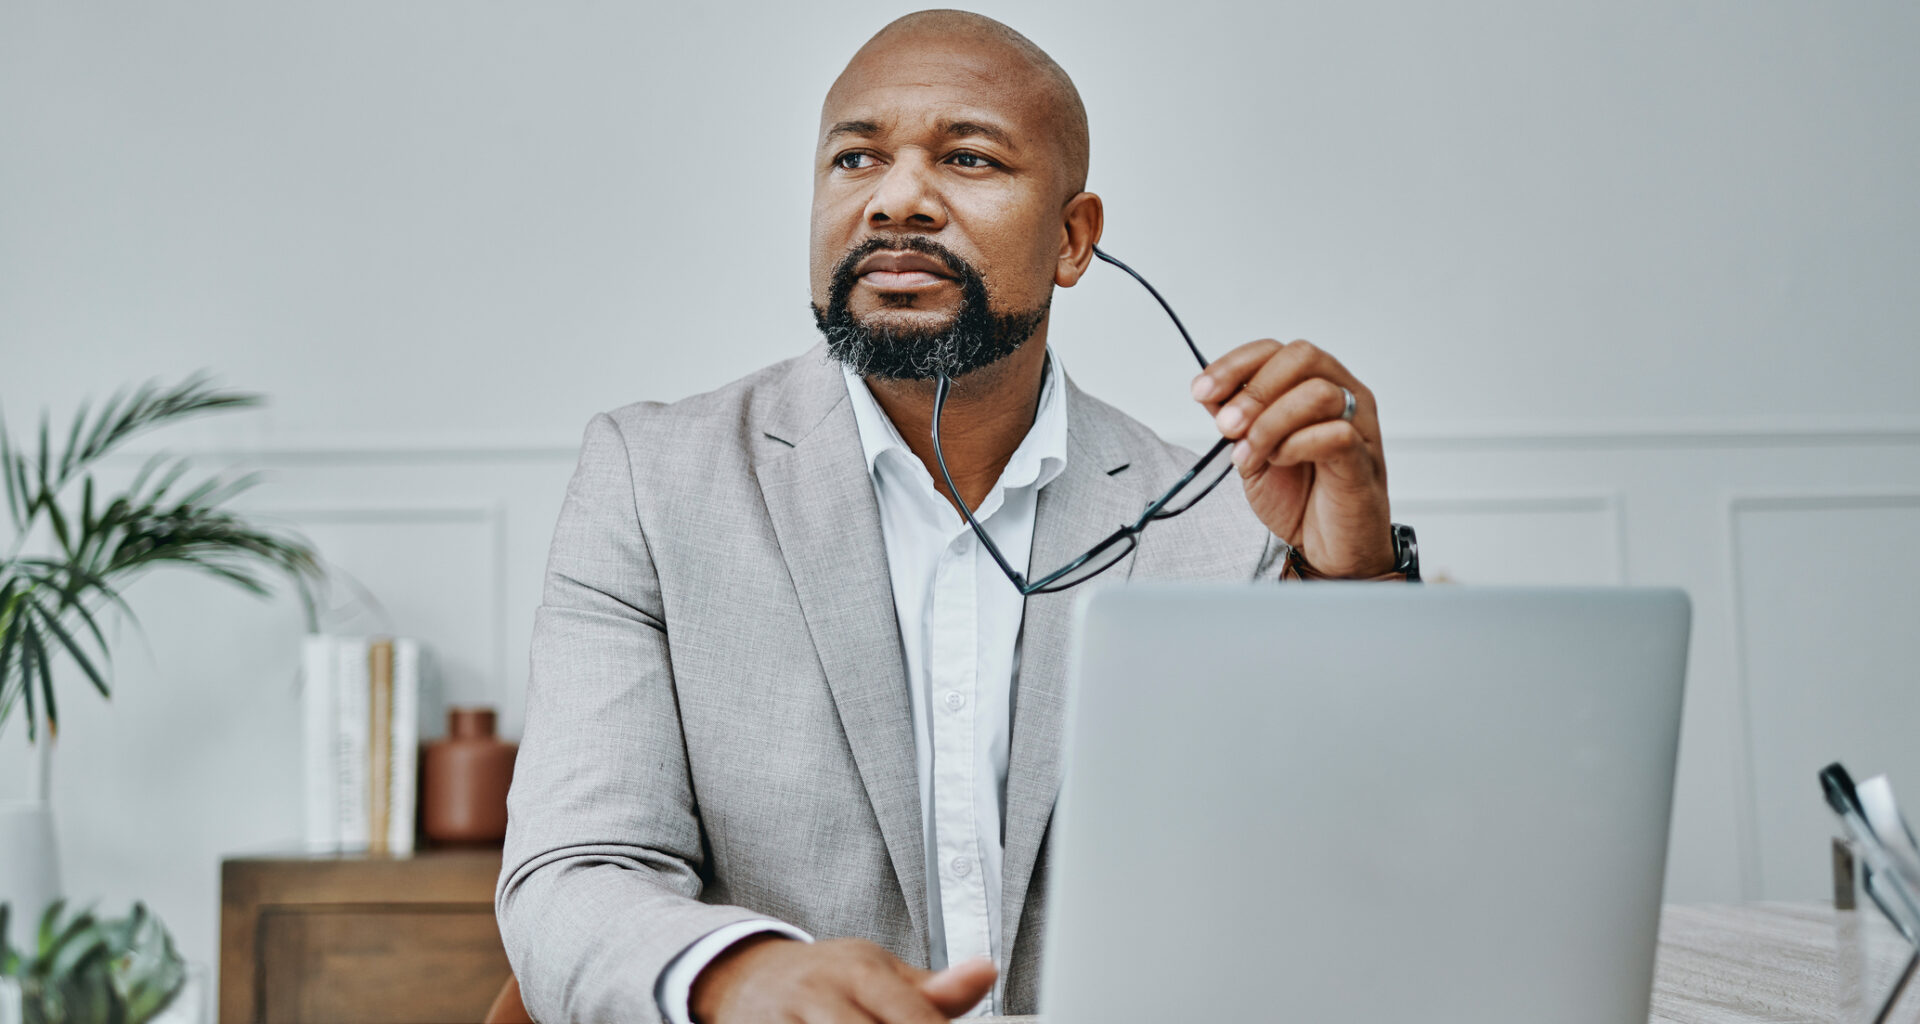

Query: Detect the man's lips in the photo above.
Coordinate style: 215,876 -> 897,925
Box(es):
855,250 -> 955,291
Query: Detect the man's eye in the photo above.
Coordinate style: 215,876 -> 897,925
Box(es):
948,152 -> 997,169
835,152 -> 874,170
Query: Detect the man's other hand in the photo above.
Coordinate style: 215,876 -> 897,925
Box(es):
689,935 -> 998,1024
1192,339 -> 1396,578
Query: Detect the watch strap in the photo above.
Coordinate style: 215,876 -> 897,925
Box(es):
1283,523 -> 1420,582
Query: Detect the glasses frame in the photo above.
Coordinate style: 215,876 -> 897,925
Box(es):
931,245 -> 1235,596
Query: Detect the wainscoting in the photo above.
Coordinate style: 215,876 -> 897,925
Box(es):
5,417 -> 1918,976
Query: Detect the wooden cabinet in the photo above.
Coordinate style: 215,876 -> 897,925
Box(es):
220,849 -> 510,1024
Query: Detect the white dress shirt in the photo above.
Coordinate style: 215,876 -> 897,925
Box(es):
655,355 -> 1067,1023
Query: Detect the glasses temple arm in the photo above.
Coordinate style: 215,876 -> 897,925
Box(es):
1091,245 -> 1210,369
932,375 -> 1031,591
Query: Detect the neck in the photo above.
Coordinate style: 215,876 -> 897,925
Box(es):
864,330 -> 1050,515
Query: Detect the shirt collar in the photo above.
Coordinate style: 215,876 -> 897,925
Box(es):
842,351 -> 1070,496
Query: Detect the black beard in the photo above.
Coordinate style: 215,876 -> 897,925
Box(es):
811,236 -> 1048,381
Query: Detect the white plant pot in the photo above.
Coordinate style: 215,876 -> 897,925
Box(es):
0,799 -> 61,928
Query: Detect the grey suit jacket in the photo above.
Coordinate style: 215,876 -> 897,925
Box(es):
497,344 -> 1285,1023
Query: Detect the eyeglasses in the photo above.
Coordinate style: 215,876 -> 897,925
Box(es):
931,245 -> 1235,595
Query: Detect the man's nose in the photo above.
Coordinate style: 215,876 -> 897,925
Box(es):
863,152 -> 946,230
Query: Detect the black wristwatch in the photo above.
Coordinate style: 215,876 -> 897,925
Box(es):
1388,522 -> 1421,582
1287,522 -> 1420,581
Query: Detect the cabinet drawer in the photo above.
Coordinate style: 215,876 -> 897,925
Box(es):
258,907 -> 510,1024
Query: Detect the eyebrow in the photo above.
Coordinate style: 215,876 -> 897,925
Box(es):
825,119 -> 883,143
939,119 -> 1016,149
822,117 -> 1018,150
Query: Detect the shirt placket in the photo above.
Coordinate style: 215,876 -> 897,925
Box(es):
930,526 -> 993,980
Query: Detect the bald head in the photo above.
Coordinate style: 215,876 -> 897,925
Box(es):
828,9 -> 1090,196
809,9 -> 1106,374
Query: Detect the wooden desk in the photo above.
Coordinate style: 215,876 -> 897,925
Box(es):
214,886 -> 1898,1024
977,903 -> 1908,1024
220,848 -> 508,1024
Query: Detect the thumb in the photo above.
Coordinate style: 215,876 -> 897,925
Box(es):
918,956 -> 998,1018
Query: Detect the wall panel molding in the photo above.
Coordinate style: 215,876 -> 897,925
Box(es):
85,415 -> 1920,468
260,502 -> 512,705
1394,491 -> 1628,584
1724,490 -> 1920,899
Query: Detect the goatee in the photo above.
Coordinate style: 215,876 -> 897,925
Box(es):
812,236 -> 1047,381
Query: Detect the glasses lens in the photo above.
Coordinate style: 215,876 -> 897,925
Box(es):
1150,446 -> 1235,520
1027,533 -> 1137,594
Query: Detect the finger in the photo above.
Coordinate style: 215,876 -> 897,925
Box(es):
800,992 -> 885,1024
888,955 -> 932,986
1268,419 -> 1381,480
1214,343 -> 1364,440
1189,339 -> 1282,407
918,957 -> 998,1018
850,970 -> 949,1024
1235,377 -> 1354,469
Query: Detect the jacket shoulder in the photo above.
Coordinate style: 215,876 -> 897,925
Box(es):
599,349 -> 819,447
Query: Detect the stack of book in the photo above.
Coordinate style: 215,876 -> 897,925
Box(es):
301,635 -> 433,855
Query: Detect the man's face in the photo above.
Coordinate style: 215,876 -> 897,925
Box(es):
810,32 -> 1072,379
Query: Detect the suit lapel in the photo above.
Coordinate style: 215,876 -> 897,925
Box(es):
754,348 -> 929,961
999,380 -> 1144,974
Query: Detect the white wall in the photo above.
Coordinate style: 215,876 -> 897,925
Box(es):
4,0 -> 1918,981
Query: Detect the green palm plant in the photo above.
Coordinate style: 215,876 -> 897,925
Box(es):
0,374 -> 324,744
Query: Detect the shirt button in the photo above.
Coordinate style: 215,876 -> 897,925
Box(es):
945,691 -> 965,711
951,856 -> 972,877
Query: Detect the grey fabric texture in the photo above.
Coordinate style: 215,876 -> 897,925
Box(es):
497,343 -> 1286,1023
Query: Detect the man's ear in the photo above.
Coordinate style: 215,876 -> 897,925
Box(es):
1055,192 -> 1104,288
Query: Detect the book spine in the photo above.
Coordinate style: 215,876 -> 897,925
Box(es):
367,638 -> 395,856
333,637 -> 371,852
390,638 -> 421,856
300,634 -> 337,851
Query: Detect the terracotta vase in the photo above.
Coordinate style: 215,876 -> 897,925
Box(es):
422,708 -> 517,845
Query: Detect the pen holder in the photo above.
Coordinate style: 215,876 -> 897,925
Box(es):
1833,837 -> 1920,1024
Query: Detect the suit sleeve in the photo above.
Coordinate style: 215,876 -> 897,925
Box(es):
497,412 -> 774,1023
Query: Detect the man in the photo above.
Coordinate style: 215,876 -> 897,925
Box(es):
497,10 -> 1411,1024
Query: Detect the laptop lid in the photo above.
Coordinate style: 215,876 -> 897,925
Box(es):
1038,584 -> 1690,1024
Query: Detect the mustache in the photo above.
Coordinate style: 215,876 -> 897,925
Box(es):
830,236 -> 974,293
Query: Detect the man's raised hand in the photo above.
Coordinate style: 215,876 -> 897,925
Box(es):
1191,338 -> 1395,578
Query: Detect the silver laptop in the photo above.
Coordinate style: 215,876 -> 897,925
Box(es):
1039,584 -> 1690,1024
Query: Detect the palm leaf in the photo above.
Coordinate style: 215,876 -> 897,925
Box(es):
44,489 -> 73,557
138,458 -> 194,511
56,374 -> 258,486
35,411 -> 51,510
0,902 -> 16,975
176,558 -> 270,596
20,556 -> 137,626
0,374 -> 321,741
29,593 -> 110,700
25,621 -> 57,737
12,449 -> 32,522
0,578 -> 23,726
175,469 -> 263,512
125,452 -> 170,504
0,414 -> 25,529
18,617 -> 38,742
58,397 -> 89,484
37,563 -> 116,657
79,475 -> 96,543
77,385 -> 129,469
